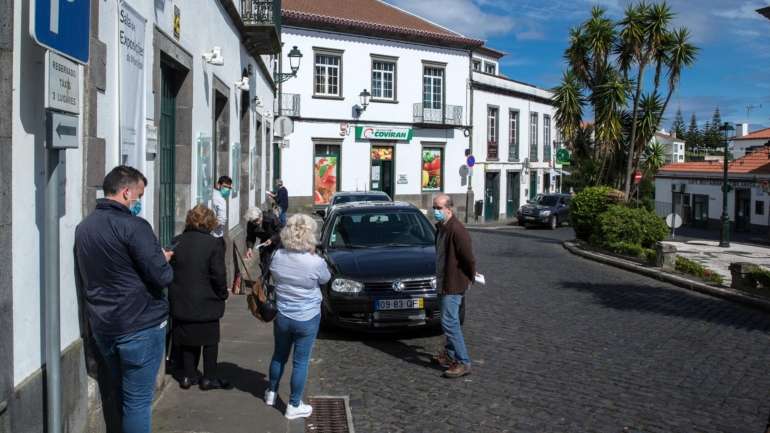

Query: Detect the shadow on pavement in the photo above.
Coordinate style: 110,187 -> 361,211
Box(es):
468,227 -> 573,245
559,280 -> 770,332
218,361 -> 268,398
318,327 -> 445,370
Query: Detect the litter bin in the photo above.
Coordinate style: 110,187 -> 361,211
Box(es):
474,200 -> 484,221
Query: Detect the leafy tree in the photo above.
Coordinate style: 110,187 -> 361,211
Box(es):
671,108 -> 685,138
643,140 -> 667,176
554,2 -> 697,198
685,113 -> 701,152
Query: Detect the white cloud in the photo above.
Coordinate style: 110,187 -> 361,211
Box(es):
386,0 -> 515,39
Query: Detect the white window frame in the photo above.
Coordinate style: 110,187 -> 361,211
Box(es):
422,65 -> 444,110
314,49 -> 343,97
483,61 -> 496,75
530,112 -> 539,162
371,56 -> 397,102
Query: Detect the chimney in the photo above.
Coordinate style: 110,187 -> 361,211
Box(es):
736,123 -> 749,138
671,130 -> 677,139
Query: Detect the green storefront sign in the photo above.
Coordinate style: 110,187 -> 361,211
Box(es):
556,148 -> 571,166
355,126 -> 413,141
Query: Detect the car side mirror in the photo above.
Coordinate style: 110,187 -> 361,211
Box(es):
315,209 -> 326,219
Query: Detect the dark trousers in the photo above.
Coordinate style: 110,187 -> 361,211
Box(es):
181,344 -> 219,380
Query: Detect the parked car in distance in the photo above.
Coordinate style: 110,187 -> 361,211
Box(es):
517,193 -> 571,230
317,201 -> 462,330
314,191 -> 391,218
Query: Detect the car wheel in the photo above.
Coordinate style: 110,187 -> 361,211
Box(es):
549,216 -> 557,230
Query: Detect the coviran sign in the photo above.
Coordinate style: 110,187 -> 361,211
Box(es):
355,126 -> 413,141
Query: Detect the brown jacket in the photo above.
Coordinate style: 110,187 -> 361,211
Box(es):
435,216 -> 476,294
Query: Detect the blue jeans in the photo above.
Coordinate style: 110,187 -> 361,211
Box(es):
279,209 -> 287,227
440,295 -> 470,365
93,322 -> 167,433
269,313 -> 320,406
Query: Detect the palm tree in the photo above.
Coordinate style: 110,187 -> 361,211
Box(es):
552,71 -> 585,146
643,140 -> 667,176
622,2 -> 673,200
656,28 -> 698,127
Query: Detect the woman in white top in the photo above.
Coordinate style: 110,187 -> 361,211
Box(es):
264,214 -> 331,420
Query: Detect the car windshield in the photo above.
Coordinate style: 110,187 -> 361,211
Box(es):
327,210 -> 435,249
331,194 -> 390,205
537,195 -> 560,206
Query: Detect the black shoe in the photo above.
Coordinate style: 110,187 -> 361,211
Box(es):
179,376 -> 198,389
199,378 -> 233,391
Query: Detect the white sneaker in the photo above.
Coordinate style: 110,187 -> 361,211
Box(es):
264,390 -> 276,406
285,401 -> 313,420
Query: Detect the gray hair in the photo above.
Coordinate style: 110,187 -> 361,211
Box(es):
245,207 -> 262,222
433,194 -> 453,208
280,214 -> 318,252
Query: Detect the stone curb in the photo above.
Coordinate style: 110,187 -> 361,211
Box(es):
563,241 -> 770,313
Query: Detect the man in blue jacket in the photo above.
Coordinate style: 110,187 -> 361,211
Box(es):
75,166 -> 174,433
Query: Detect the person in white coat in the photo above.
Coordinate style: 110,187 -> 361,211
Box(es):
211,176 -> 233,240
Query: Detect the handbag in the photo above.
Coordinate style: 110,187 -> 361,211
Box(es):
234,244 -> 278,322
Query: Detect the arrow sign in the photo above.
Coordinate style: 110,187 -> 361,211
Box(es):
47,111 -> 79,149
56,123 -> 76,138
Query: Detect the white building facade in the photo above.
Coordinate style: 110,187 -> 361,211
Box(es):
653,131 -> 686,163
470,58 -> 561,221
2,0 -> 279,431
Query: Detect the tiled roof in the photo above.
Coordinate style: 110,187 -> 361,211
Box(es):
733,127 -> 770,141
659,147 -> 770,175
281,0 -> 484,47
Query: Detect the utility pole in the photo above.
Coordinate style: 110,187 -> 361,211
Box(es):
746,104 -> 762,123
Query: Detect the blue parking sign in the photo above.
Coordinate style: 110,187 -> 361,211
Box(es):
31,0 -> 91,64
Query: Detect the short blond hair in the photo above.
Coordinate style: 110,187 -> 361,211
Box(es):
280,214 -> 318,252
245,207 -> 262,222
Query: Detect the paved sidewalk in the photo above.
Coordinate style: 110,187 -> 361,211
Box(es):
152,295 -> 305,433
662,240 -> 770,286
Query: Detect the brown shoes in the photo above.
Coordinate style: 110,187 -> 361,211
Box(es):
442,362 -> 471,379
432,350 -> 453,368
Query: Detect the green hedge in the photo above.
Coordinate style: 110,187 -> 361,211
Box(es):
593,205 -> 669,249
604,241 -> 657,264
570,186 -> 614,241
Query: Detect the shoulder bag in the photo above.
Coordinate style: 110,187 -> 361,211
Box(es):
235,244 -> 278,322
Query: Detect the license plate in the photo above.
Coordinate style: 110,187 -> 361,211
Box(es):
375,298 -> 424,310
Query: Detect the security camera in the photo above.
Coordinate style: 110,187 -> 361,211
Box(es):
202,47 -> 224,65
235,76 -> 250,91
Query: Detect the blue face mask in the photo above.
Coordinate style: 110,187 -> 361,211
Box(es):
220,187 -> 232,199
433,209 -> 445,222
130,200 -> 142,216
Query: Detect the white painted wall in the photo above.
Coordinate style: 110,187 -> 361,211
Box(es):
731,138 -> 768,159
470,71 -> 558,216
12,0 -> 274,386
12,0 -> 85,385
277,27 -> 471,204
281,27 -> 470,124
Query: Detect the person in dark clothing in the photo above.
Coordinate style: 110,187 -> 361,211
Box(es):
431,194 -> 477,379
267,179 -> 289,227
75,165 -> 174,433
244,206 -> 282,274
169,204 -> 232,391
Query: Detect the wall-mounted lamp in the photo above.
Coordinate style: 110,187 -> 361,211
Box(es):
359,89 -> 371,111
274,46 -> 303,83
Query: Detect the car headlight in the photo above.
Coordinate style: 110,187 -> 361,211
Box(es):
331,278 -> 363,293
430,277 -> 437,290
540,210 -> 552,216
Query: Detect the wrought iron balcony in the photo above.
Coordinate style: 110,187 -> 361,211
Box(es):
274,93 -> 300,117
241,0 -> 281,54
413,103 -> 463,126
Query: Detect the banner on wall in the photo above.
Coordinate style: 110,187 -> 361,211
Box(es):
118,1 -> 147,169
314,156 -> 338,205
196,134 -> 213,205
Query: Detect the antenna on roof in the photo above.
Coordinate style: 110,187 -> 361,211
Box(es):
746,104 -> 762,123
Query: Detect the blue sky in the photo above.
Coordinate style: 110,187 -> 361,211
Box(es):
390,0 -> 770,131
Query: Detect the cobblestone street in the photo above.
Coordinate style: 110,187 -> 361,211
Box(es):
305,227 -> 770,433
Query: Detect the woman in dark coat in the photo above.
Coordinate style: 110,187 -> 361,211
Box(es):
244,206 -> 282,274
169,204 -> 231,390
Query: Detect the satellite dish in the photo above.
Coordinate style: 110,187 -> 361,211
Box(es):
666,213 -> 683,229
273,116 -> 294,138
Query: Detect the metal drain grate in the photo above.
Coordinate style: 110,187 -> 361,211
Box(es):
305,396 -> 354,433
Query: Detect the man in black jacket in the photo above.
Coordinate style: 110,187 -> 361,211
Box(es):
267,179 -> 289,227
75,166 -> 173,433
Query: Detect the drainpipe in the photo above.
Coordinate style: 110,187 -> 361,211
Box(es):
466,50 -> 474,224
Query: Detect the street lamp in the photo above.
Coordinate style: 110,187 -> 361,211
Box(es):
358,89 -> 371,111
719,122 -> 735,248
274,45 -> 303,83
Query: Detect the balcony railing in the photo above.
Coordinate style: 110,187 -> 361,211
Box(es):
274,93 -> 300,117
413,103 -> 463,126
241,0 -> 281,54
